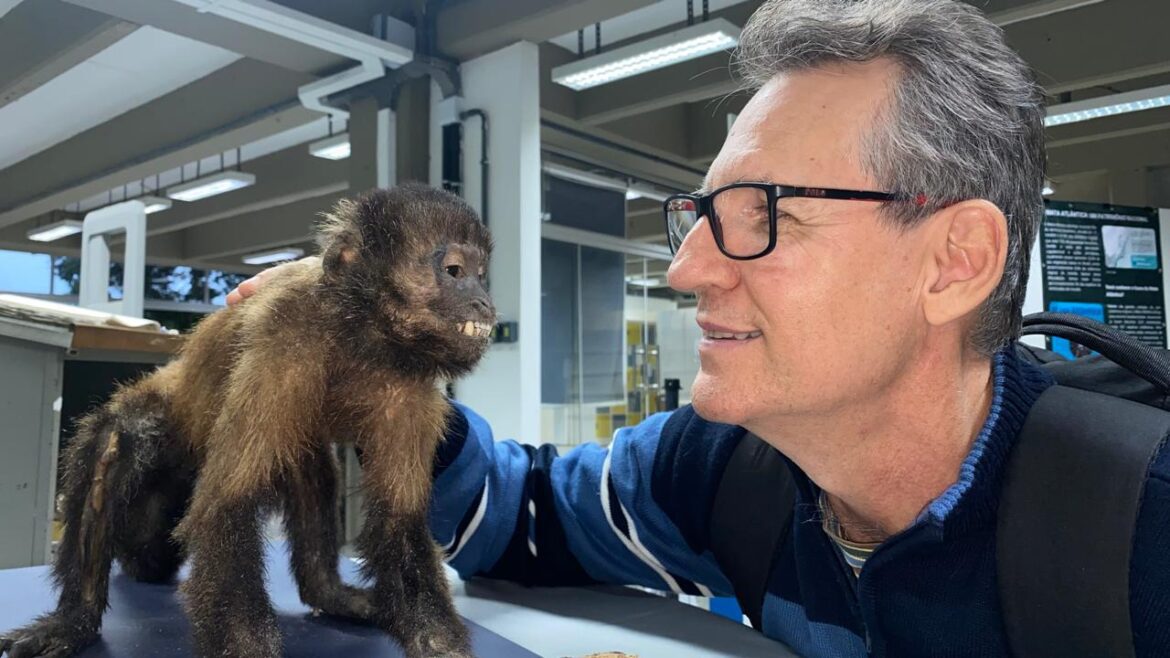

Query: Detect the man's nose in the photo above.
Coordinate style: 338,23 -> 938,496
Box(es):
667,216 -> 737,293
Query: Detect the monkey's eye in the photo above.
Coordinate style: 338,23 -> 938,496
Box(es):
445,264 -> 464,278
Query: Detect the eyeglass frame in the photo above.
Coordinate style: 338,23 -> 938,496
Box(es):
663,182 -> 922,261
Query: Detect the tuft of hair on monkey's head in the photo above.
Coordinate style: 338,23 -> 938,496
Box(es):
316,183 -> 495,378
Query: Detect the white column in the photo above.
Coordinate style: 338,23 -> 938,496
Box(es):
455,42 -> 542,445
79,200 -> 147,318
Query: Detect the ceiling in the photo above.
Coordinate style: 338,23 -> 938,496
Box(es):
0,0 -> 1167,276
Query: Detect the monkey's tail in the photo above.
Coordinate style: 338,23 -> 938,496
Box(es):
1,377 -> 194,657
55,382 -> 175,631
0,403 -> 130,657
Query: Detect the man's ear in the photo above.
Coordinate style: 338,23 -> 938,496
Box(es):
921,200 -> 1008,328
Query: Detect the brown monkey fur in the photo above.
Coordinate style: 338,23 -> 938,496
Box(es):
0,184 -> 495,658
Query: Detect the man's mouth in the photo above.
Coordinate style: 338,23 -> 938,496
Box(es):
457,320 -> 493,338
702,330 -> 763,341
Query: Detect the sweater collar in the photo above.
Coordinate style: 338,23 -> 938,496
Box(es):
784,346 -> 1055,539
919,346 -> 1055,536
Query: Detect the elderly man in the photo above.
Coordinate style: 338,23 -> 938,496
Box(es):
232,0 -> 1170,655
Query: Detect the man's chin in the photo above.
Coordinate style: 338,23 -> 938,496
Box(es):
689,382 -> 749,426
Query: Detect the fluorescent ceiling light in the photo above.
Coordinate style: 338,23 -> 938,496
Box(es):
626,189 -> 643,201
139,195 -> 172,214
166,170 -> 256,202
627,183 -> 670,203
626,276 -> 662,287
543,163 -> 628,194
309,133 -> 351,160
1045,83 -> 1170,127
242,247 -> 305,265
28,219 -> 83,242
552,18 -> 740,91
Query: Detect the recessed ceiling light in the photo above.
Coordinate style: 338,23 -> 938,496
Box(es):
309,133 -> 351,160
166,171 -> 256,202
27,219 -> 83,242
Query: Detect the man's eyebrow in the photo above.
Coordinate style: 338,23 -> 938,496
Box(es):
701,174 -> 780,193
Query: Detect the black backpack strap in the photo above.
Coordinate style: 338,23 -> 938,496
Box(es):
998,385 -> 1170,658
710,433 -> 796,630
1022,312 -> 1170,391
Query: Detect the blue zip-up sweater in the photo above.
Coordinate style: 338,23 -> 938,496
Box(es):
429,348 -> 1170,657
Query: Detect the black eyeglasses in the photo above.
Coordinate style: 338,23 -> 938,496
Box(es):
663,182 -> 915,260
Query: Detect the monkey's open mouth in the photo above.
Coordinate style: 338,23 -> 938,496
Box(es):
458,320 -> 493,338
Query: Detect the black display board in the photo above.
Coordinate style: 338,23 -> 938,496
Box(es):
1040,200 -> 1166,357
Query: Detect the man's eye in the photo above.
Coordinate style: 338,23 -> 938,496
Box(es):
446,264 -> 464,278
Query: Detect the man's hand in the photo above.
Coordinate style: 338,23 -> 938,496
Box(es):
226,256 -> 320,306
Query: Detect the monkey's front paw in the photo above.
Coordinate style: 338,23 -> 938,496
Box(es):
0,616 -> 97,658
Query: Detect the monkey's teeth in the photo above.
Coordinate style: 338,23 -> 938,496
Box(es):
459,321 -> 493,338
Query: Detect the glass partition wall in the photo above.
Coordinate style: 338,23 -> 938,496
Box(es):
540,174 -> 698,449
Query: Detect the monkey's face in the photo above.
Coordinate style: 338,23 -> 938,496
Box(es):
320,185 -> 495,378
421,241 -> 496,367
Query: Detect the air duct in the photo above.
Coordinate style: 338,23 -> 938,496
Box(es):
169,0 -> 415,121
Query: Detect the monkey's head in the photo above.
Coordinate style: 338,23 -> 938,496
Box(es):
317,184 -> 495,378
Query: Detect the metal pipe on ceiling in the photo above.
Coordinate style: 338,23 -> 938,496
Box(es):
167,0 -> 416,121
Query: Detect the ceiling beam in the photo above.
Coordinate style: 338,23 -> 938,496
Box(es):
1048,130 -> 1170,177
541,111 -> 705,193
1048,120 -> 1170,150
0,225 -> 186,264
61,0 -> 345,73
577,52 -> 740,126
181,193 -> 342,262
132,147 -> 348,239
1045,62 -> 1170,96
1005,0 -> 1170,96
437,0 -> 656,60
0,59 -> 320,231
0,0 -> 137,110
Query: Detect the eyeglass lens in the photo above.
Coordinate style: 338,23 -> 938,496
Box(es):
667,186 -> 772,257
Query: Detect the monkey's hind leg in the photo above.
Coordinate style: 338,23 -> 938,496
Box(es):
0,387 -> 172,658
113,458 -> 194,585
283,444 -> 374,622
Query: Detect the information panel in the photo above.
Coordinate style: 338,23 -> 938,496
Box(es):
1040,200 -> 1166,357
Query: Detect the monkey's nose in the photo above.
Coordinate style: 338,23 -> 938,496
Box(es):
472,297 -> 493,316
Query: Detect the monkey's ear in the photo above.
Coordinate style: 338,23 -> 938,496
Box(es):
317,201 -> 364,280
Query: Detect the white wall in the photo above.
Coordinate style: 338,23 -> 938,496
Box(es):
1020,233 -> 1045,348
452,43 -> 543,445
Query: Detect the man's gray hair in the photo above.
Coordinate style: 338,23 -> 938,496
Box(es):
736,0 -> 1046,355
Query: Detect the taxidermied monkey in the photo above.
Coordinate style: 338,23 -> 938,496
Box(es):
0,184 -> 494,658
